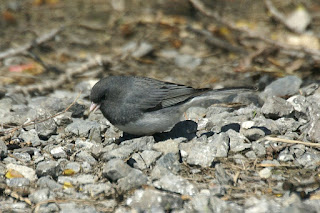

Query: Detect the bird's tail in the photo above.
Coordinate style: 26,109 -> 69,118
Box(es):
183,87 -> 256,110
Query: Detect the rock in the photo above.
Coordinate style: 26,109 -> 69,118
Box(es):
37,177 -> 62,190
102,159 -> 132,182
6,178 -> 30,187
241,127 -> 266,141
82,183 -> 114,197
6,163 -> 37,181
208,132 -> 230,157
58,202 -> 98,213
152,138 -> 184,154
286,6 -> 311,33
153,172 -> 198,196
278,148 -> 295,162
227,129 -> 251,152
0,139 -> 8,159
76,151 -> 97,166
64,162 -> 81,174
126,189 -> 183,211
36,161 -> 60,179
19,129 -> 42,146
261,96 -> 294,119
259,168 -> 272,179
129,150 -> 162,170
215,164 -> 232,185
65,119 -> 100,137
118,169 -> 148,192
101,136 -> 154,161
252,142 -> 266,157
29,188 -> 56,204
69,103 -> 85,118
50,146 -> 67,159
155,153 -> 181,173
12,152 -> 31,163
260,76 -> 302,100
245,151 -> 257,159
210,196 -> 244,212
180,138 -> 216,168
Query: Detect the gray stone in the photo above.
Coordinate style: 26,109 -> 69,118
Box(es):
19,129 -> 42,146
102,136 -> 154,161
118,169 -> 148,192
29,188 -> 56,204
300,83 -> 319,96
260,76 -> 302,99
130,150 -> 162,170
6,163 -> 37,181
50,146 -> 67,159
0,139 -> 8,159
278,148 -> 295,162
208,132 -> 230,157
6,178 -> 30,187
180,139 -> 216,167
153,172 -> 198,196
75,138 -> 95,149
191,192 -> 210,212
244,197 -> 282,213
65,162 -> 81,174
65,119 -> 100,137
245,151 -> 257,159
0,163 -> 6,176
259,168 -> 272,179
58,202 -> 98,213
252,142 -> 266,157
88,126 -> 102,143
126,189 -> 183,211
76,151 -> 97,165
82,183 -> 114,197
54,112 -> 73,126
37,176 -> 62,190
152,138 -> 184,154
12,152 -> 31,163
75,174 -> 96,185
155,153 -> 181,173
102,159 -> 132,182
261,96 -> 294,119
275,117 -> 300,134
241,127 -> 265,141
215,164 -> 232,185
296,151 -> 320,168
36,161 -> 60,178
210,196 -> 244,213
227,129 -> 251,152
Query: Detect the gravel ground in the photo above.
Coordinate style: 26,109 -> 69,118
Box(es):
1,75 -> 320,212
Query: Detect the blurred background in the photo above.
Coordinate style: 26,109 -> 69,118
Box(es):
1,0 -> 320,93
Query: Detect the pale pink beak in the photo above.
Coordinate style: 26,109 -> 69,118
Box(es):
89,102 -> 101,113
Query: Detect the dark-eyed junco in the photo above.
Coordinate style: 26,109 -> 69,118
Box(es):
90,76 -> 252,135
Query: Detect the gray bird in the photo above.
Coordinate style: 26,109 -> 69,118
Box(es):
90,76 -> 252,135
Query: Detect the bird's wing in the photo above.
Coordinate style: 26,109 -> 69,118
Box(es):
129,77 -> 210,111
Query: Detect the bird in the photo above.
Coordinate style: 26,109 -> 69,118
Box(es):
90,76 -> 253,135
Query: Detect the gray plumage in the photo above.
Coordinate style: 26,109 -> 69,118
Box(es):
90,76 -> 252,135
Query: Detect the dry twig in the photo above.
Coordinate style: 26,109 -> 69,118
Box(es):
263,136 -> 320,148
